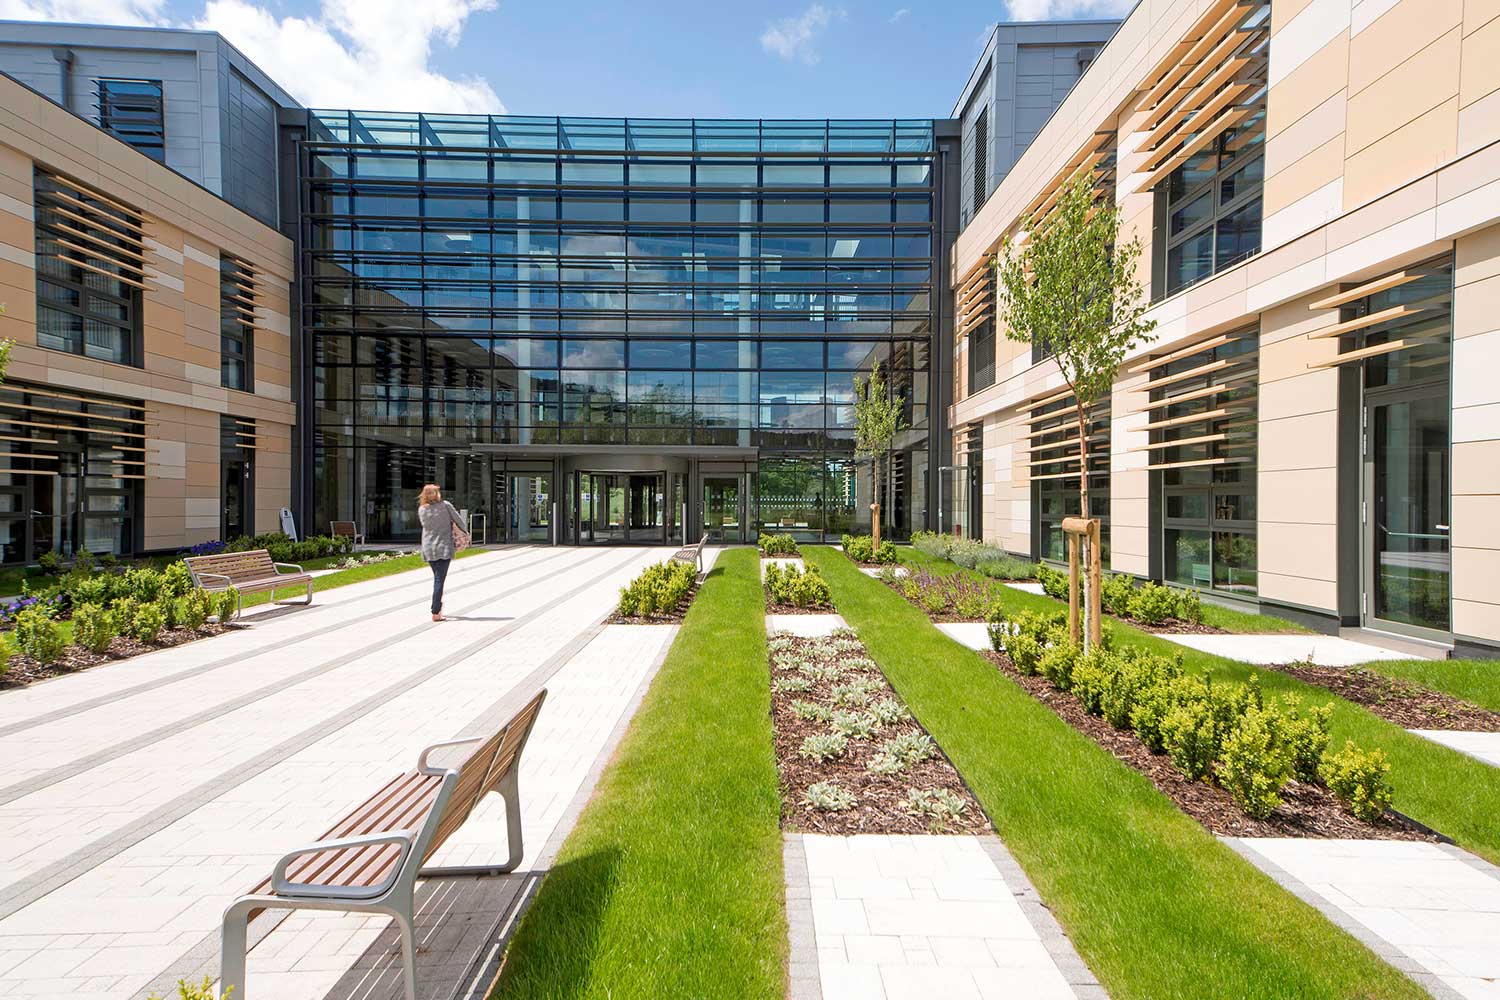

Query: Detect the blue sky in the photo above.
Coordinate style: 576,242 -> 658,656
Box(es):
4,0 -> 1135,117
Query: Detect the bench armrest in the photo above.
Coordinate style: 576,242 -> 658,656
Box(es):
272,831 -> 414,899
195,571 -> 232,588
274,562 -> 306,575
418,736 -> 485,774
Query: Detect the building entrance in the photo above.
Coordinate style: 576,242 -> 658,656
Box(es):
577,472 -> 665,544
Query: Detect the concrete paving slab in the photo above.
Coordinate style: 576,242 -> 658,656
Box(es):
937,623 -> 992,651
1155,633 -> 1410,666
1409,730 -> 1500,769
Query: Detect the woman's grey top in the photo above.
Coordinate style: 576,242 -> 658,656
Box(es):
418,500 -> 461,562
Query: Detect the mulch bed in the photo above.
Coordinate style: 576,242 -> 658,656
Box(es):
1269,662 -> 1500,732
1,624 -> 232,689
606,583 -> 700,625
770,633 -> 990,836
980,650 -> 1436,842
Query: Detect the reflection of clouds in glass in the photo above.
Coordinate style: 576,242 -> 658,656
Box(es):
562,340 -> 625,368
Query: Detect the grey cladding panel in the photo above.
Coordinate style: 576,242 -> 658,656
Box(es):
223,67 -> 278,226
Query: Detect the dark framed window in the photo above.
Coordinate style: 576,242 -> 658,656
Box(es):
32,169 -> 143,367
221,417 -> 255,540
972,109 -> 988,213
1154,111 -> 1267,299
95,79 -> 165,162
1150,329 -> 1259,595
968,319 -> 995,394
220,255 -> 255,391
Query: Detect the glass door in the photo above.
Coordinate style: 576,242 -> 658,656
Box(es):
627,474 -> 665,543
1364,387 -> 1450,636
507,474 -> 552,543
702,476 -> 743,544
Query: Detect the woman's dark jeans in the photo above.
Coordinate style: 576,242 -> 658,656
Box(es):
430,558 -> 451,615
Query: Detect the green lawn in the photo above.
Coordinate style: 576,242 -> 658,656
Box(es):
1198,599 -> 1312,634
1362,659 -> 1500,715
897,547 -> 1500,865
493,547 -> 785,1000
807,546 -> 1424,1000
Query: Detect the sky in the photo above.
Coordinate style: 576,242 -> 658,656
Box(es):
0,0 -> 1136,119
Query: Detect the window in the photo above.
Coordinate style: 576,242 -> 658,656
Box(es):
95,79 -> 165,162
1149,329 -> 1259,595
968,320 -> 995,394
1031,394 -> 1110,562
32,169 -> 143,367
972,109 -> 988,215
221,417 -> 255,540
1155,112 -> 1266,299
220,255 -> 256,391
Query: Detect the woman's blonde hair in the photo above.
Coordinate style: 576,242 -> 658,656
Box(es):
419,484 -> 442,506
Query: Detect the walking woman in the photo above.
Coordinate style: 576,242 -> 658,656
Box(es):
418,484 -> 468,621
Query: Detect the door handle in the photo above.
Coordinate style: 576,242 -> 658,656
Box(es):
1435,524 -> 1449,532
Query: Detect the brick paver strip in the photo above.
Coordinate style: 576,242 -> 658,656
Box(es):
124,613 -> 643,1000
0,547 -> 644,922
783,834 -> 824,1000
0,547 -> 556,741
0,548 -> 600,807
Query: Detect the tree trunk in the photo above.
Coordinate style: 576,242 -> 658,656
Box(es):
871,458 -> 882,549
1075,399 -> 1093,653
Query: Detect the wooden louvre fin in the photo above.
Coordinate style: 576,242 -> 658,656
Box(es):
1129,382 -> 1245,414
1132,102 -> 1259,195
1306,297 -> 1449,339
52,228 -> 148,265
37,189 -> 147,235
55,255 -> 148,289
1136,0 -> 1246,107
0,384 -> 145,412
1144,456 -> 1249,472
1032,469 -> 1110,482
1021,131 -> 1115,226
1021,433 -> 1109,455
0,399 -> 146,426
1306,338 -> 1436,369
1142,73 -> 1256,164
46,171 -> 146,222
0,434 -> 59,445
42,205 -> 148,248
1141,356 -> 1247,392
1143,407 -> 1237,430
1127,331 -> 1244,374
0,415 -> 144,438
1308,270 -> 1428,311
1122,431 -> 1232,455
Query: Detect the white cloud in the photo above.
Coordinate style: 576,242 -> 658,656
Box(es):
760,3 -> 842,65
1002,0 -> 1135,19
0,0 -> 504,114
0,0 -> 164,24
889,7 -> 909,22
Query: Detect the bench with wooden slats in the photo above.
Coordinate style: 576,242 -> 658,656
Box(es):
183,548 -> 313,621
329,519 -> 365,546
671,532 -> 709,577
220,689 -> 548,1000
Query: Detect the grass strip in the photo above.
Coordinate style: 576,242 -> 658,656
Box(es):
902,548 -> 1500,864
1363,658 -> 1500,715
1197,600 -> 1312,634
807,546 -> 1425,1000
493,547 -> 785,999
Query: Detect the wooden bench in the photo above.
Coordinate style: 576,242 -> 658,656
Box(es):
183,549 -> 313,622
329,519 -> 366,546
671,532 -> 708,577
220,690 -> 547,1000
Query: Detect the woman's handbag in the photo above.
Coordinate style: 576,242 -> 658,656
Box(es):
449,504 -> 472,554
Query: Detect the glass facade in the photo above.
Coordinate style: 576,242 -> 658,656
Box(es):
300,114 -> 939,542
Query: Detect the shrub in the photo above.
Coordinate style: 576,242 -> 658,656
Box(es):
71,574 -> 114,606
124,567 -> 166,603
804,781 -> 856,812
1321,741 -> 1394,822
14,606 -> 65,664
1036,563 -> 1069,600
36,550 -> 62,575
618,561 -> 696,617
842,534 -> 895,565
1070,649 -> 1113,715
758,532 -> 799,556
163,561 -> 194,598
1128,581 -> 1180,624
1173,587 -> 1204,625
128,601 -> 166,644
148,978 -> 223,1000
1005,633 -> 1044,676
765,563 -> 831,608
830,710 -> 879,740
71,603 -> 118,654
910,530 -> 953,560
1161,695 -> 1221,779
178,590 -> 212,631
799,732 -> 848,761
209,587 -> 239,624
986,604 -> 1010,653
1279,694 -> 1335,782
1039,641 -> 1080,692
155,595 -> 180,631
1217,706 -> 1295,819
948,538 -> 989,569
976,554 -> 1035,580
1102,572 -> 1136,617
1101,649 -> 1181,730
901,788 -> 968,826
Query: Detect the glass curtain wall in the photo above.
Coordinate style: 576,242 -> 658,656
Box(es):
303,115 -> 936,541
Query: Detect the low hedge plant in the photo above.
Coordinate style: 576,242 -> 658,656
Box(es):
618,561 -> 696,618
758,532 -> 800,556
841,534 -> 895,564
763,562 -> 831,608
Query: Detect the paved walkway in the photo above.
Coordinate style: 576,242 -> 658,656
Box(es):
0,545 -> 681,1000
1156,633 -> 1412,666
1409,730 -> 1500,769
787,835 -> 1104,1000
1228,838 -> 1500,1000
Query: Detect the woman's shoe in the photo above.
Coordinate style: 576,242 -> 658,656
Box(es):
432,612 -> 444,622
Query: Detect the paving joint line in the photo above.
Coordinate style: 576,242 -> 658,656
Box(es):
0,546 -> 650,921
127,599 -> 665,1000
0,548 -> 611,807
0,547 -> 556,741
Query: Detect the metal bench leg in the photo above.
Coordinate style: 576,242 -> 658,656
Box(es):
417,771 -> 523,878
393,907 -> 418,1000
219,898 -> 254,999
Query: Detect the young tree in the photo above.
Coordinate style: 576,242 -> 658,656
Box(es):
993,169 -> 1155,647
853,360 -> 907,549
